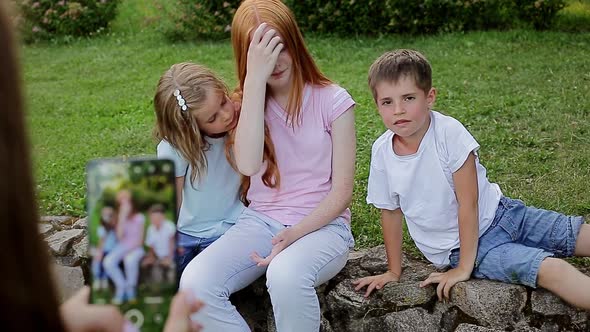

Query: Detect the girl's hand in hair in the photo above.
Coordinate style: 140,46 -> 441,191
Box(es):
246,23 -> 284,84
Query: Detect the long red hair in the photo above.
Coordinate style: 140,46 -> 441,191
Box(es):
230,0 -> 331,198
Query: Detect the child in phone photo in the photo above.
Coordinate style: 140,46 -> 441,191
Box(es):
91,205 -> 118,291
103,189 -> 146,304
354,49 -> 590,310
154,62 -> 245,276
142,203 -> 176,283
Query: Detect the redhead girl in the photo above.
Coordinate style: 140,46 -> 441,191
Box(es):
179,1 -> 356,331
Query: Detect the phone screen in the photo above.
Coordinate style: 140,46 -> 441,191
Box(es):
86,158 -> 177,332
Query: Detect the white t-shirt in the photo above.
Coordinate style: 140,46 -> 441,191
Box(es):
145,220 -> 176,258
157,136 -> 245,239
366,111 -> 502,267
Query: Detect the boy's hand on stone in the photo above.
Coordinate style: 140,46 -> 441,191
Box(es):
353,271 -> 400,298
250,227 -> 298,267
246,22 -> 284,83
419,267 -> 471,302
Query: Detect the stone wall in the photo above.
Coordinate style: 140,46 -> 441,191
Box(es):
42,216 -> 590,331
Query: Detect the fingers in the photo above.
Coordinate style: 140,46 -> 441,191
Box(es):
443,280 -> 453,301
259,28 -> 277,49
364,280 -> 381,298
271,42 -> 284,59
436,280 -> 445,302
419,272 -> 441,287
267,35 -> 283,54
250,251 -> 271,266
250,23 -> 268,45
353,277 -> 371,291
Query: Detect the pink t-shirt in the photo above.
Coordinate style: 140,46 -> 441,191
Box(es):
248,84 -> 355,226
120,213 -> 145,249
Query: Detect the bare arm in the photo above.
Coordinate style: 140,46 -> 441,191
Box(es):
452,152 -> 479,274
233,23 -> 283,175
382,208 -> 403,278
290,107 -> 356,237
420,152 -> 479,300
353,208 -> 403,297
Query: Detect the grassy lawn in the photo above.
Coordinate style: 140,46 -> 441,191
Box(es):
22,1 -> 590,254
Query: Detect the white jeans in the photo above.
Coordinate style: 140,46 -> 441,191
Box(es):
180,208 -> 354,332
103,245 -> 144,298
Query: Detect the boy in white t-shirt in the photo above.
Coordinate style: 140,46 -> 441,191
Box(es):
354,49 -> 590,309
142,204 -> 176,282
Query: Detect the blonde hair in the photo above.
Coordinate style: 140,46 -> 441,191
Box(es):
230,0 -> 331,191
368,49 -> 432,101
154,62 -> 229,184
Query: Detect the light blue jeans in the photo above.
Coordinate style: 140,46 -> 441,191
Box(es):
103,244 -> 144,299
179,208 -> 354,332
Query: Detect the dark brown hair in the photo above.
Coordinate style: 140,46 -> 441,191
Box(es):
0,2 -> 67,331
368,49 -> 432,101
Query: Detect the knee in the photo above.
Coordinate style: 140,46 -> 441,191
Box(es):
538,257 -> 570,288
102,254 -> 117,270
266,259 -> 312,296
179,262 -> 227,301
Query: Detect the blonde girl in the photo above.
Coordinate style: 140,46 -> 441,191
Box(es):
154,63 -> 245,275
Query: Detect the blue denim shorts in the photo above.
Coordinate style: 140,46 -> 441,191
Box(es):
449,196 -> 584,287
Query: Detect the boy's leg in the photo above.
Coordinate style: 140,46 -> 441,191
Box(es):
266,218 -> 352,332
574,223 -> 590,256
179,209 -> 280,332
538,257 -> 590,309
499,197 -> 584,258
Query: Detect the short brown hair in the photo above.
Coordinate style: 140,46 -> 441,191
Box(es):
368,49 -> 432,101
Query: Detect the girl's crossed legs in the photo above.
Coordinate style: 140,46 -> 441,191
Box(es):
179,208 -> 353,332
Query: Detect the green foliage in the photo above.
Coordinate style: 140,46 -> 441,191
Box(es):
287,0 -> 566,35
515,0 -> 567,30
159,0 -> 241,41
13,0 -> 120,43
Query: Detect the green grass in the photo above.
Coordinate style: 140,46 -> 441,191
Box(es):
22,1 -> 590,252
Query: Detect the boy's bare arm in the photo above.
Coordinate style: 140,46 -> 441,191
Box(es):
382,208 -> 404,278
420,152 -> 479,301
353,208 -> 403,297
454,152 -> 479,274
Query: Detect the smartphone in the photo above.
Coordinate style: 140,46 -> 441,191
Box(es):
86,158 -> 178,332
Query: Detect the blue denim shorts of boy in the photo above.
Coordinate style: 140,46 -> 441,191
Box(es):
449,196 -> 584,288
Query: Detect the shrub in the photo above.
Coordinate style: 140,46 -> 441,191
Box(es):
13,0 -> 120,43
159,0 -> 241,41
287,0 -> 517,35
514,0 -> 567,30
160,0 -> 568,40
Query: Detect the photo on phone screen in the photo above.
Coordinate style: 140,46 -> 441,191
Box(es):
86,158 -> 177,332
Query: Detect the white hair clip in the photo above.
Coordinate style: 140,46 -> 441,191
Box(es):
173,89 -> 188,112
